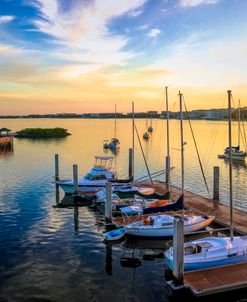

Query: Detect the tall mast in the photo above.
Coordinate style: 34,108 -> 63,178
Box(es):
179,91 -> 184,196
114,104 -> 117,138
132,101 -> 135,179
165,86 -> 170,191
238,99 -> 241,148
228,90 -> 234,241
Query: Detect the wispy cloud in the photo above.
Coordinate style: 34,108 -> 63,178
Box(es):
29,0 -> 146,74
147,28 -> 161,38
129,9 -> 143,17
179,0 -> 219,7
0,15 -> 15,24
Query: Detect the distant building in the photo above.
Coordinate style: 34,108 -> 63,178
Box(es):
190,109 -> 228,120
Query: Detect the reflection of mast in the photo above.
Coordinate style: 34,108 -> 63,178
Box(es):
165,86 -> 170,191
132,102 -> 135,179
114,104 -> 117,139
105,243 -> 113,275
74,206 -> 79,235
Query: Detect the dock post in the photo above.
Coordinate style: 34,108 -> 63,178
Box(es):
73,164 -> 79,196
213,166 -> 220,201
105,182 -> 112,224
166,155 -> 170,188
129,148 -> 133,180
55,154 -> 60,204
173,216 -> 184,284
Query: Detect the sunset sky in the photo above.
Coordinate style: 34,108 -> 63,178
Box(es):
0,0 -> 247,114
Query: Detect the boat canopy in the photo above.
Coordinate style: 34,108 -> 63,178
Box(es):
94,156 -> 114,169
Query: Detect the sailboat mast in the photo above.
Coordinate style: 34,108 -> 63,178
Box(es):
238,100 -> 241,148
132,101 -> 135,179
179,91 -> 184,196
165,86 -> 170,191
228,90 -> 234,241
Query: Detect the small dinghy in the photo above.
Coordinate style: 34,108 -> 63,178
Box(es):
103,228 -> 126,241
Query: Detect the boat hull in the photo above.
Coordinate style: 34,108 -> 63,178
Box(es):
125,216 -> 214,238
165,253 -> 247,272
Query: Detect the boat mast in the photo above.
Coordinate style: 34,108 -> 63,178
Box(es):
165,86 -> 170,191
228,90 -> 234,241
132,101 -> 135,179
238,100 -> 241,148
179,91 -> 184,196
114,104 -> 117,139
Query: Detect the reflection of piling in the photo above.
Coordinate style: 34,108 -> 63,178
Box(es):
73,164 -> 79,196
74,206 -> 79,234
55,154 -> 60,204
0,137 -> 13,152
105,243 -> 113,275
173,217 -> 184,285
105,182 -> 112,224
213,166 -> 220,201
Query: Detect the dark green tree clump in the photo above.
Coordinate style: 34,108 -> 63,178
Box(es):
15,128 -> 71,138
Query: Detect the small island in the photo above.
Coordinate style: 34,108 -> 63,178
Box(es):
15,128 -> 71,138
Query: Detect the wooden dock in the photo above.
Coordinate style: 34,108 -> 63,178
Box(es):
183,262 -> 247,296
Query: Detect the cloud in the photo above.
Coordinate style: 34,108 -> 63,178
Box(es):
0,15 -> 15,24
179,0 -> 219,7
129,9 -> 143,17
29,0 -> 146,73
147,28 -> 161,38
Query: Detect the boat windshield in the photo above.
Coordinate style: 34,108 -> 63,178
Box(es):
84,173 -> 93,180
94,156 -> 113,169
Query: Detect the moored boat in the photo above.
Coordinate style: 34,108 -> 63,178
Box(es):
164,236 -> 247,271
124,214 -> 214,238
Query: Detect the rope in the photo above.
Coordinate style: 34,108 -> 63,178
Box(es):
134,123 -> 154,185
183,97 -> 211,199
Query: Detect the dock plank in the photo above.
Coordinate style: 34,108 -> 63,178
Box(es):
184,262 -> 247,296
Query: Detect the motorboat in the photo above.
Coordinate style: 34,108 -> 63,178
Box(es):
143,132 -> 149,140
57,156 -> 129,194
124,214 -> 215,238
164,236 -> 247,271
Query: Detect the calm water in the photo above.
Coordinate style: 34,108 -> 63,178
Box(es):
1,118 -> 247,301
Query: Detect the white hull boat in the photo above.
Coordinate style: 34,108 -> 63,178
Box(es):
103,228 -> 125,241
124,214 -> 215,238
165,236 -> 247,271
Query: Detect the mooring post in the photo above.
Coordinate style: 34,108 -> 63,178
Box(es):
166,155 -> 170,190
55,154 -> 59,181
213,166 -> 220,201
55,154 -> 60,204
105,182 -> 112,224
129,148 -> 133,180
73,164 -> 79,196
173,216 -> 184,284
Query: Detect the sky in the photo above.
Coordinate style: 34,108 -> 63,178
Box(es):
0,0 -> 247,114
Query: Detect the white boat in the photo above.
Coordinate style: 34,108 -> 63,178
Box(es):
124,214 -> 214,238
218,100 -> 246,160
57,156 -> 129,194
103,228 -> 126,241
103,105 -> 120,150
165,236 -> 247,271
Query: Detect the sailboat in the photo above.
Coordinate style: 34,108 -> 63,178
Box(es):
148,118 -> 153,132
124,91 -> 214,238
218,100 -> 246,160
165,90 -> 247,271
104,104 -> 120,150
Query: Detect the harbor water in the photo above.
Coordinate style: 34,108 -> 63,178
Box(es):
1,118 -> 247,301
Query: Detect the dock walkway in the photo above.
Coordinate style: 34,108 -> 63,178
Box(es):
184,262 -> 247,296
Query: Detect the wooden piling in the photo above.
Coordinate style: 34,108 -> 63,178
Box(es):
105,182 -> 112,223
128,148 -> 133,180
173,216 -> 184,284
55,154 -> 59,180
213,166 -> 219,201
166,155 -> 170,189
73,164 -> 79,195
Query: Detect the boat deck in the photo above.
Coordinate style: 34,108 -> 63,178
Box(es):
113,181 -> 247,235
183,262 -> 247,296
